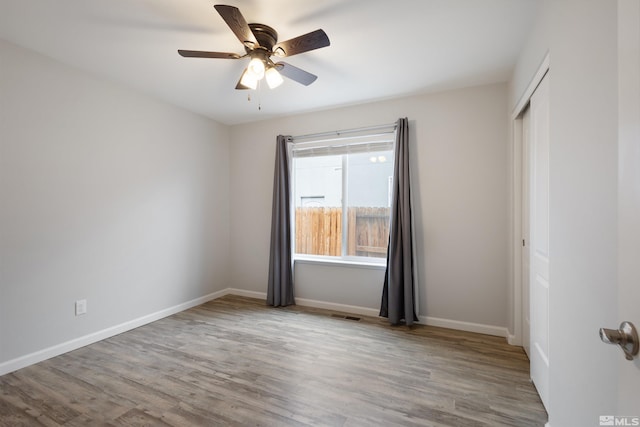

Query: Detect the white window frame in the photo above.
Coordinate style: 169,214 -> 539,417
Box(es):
290,125 -> 397,266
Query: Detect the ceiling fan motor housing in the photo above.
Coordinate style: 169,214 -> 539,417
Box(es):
247,23 -> 278,51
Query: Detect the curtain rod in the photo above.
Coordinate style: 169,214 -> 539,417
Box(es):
291,132 -> 394,147
292,139 -> 395,152
291,122 -> 397,142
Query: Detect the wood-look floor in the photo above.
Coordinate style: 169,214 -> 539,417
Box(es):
0,295 -> 547,426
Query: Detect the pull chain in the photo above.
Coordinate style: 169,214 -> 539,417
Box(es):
245,82 -> 263,111
257,80 -> 262,111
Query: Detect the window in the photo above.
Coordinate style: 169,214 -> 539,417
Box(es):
292,131 -> 395,262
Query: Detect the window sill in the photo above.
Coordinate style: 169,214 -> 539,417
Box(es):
294,255 -> 387,270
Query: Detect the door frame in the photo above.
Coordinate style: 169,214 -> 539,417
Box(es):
617,0 -> 640,410
509,52 -> 549,347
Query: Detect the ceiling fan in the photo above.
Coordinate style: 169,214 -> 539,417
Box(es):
178,4 -> 330,90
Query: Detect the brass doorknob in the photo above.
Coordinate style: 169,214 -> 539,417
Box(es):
599,321 -> 639,361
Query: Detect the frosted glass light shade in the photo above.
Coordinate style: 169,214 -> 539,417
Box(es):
248,57 -> 265,79
265,67 -> 284,89
239,68 -> 258,90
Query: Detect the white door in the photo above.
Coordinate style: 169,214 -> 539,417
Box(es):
528,74 -> 550,411
522,107 -> 531,359
616,0 -> 640,412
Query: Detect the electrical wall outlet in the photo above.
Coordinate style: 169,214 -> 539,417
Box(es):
75,299 -> 87,316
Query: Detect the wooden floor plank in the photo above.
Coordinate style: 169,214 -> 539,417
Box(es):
0,295 -> 547,426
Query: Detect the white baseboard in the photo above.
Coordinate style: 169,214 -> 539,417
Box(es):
223,288 -> 381,318
224,288 -> 267,300
418,315 -> 508,338
1,287 -> 510,376
0,290 -> 225,376
222,289 -> 508,338
507,333 -> 522,346
295,297 -> 380,318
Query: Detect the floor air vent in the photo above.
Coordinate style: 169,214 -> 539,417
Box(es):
331,314 -> 361,321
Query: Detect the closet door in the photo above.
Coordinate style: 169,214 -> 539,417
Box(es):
528,74 -> 550,411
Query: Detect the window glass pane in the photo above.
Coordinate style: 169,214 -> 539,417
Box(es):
345,151 -> 394,259
293,145 -> 394,261
294,155 -> 343,256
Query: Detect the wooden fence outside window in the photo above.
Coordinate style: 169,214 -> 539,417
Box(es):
295,207 -> 390,258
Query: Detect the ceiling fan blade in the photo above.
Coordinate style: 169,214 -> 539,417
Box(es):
276,62 -> 318,86
272,29 -> 330,57
178,49 -> 241,59
214,4 -> 258,48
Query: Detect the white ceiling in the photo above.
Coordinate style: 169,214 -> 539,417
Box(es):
0,0 -> 539,125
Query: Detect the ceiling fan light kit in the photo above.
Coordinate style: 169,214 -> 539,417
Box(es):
178,4 -> 330,91
265,67 -> 284,89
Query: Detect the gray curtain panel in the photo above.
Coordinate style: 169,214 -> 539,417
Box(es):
380,118 -> 418,325
267,135 -> 295,307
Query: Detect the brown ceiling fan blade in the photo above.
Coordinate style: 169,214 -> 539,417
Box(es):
275,62 -> 318,86
214,4 -> 258,48
178,49 -> 241,59
272,29 -> 330,57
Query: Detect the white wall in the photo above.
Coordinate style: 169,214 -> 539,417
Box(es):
509,1 -> 619,425
0,40 -> 230,367
229,83 -> 510,332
